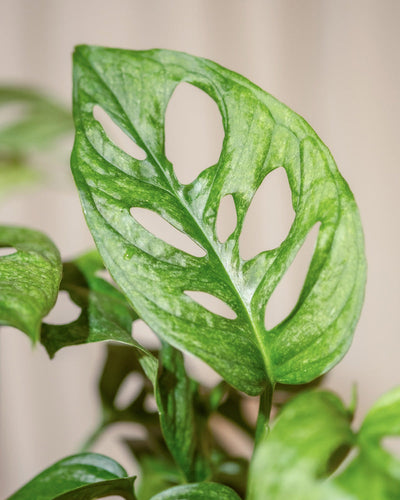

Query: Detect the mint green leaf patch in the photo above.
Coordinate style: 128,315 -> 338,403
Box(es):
41,250 -> 157,384
247,390 -> 355,500
72,45 -> 366,395
0,225 -> 62,342
336,386 -> 400,499
7,453 -> 136,500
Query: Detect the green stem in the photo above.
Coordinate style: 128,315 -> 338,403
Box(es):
79,420 -> 109,453
254,381 -> 274,447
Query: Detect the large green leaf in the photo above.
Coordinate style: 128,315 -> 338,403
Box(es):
7,453 -> 136,500
247,390 -> 355,500
335,387 -> 400,499
72,45 -> 366,395
0,225 -> 62,341
149,482 -> 241,500
41,250 -> 157,383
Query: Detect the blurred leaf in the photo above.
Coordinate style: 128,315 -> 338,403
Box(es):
0,161 -> 40,199
335,386 -> 400,499
41,250 -> 157,383
0,225 -> 62,341
134,455 -> 181,500
247,390 -> 355,500
0,86 -> 72,154
155,343 -> 212,482
149,482 -> 242,500
7,453 -> 136,500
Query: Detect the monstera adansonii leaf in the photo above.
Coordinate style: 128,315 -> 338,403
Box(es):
71,45 -> 366,396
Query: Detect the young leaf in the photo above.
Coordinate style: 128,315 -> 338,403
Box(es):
72,46 -> 366,395
155,343 -> 211,482
149,482 -> 241,500
0,225 -> 62,342
41,250 -> 157,383
247,390 -> 355,499
7,453 -> 136,500
335,386 -> 400,499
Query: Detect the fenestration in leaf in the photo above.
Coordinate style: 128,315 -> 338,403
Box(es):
71,45 -> 366,395
0,225 -> 62,342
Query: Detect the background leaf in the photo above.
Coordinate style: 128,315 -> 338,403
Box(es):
335,387 -> 400,499
0,225 -> 62,341
149,482 -> 242,500
41,250 -> 157,383
247,390 -> 355,500
72,46 -> 366,395
7,453 -> 136,500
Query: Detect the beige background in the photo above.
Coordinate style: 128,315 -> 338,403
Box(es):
1,0 -> 400,497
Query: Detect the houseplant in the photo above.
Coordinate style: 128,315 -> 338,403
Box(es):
1,45 -> 398,499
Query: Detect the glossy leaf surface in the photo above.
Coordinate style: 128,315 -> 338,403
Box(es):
41,250 -> 157,383
72,45 -> 366,394
336,387 -> 400,499
150,482 -> 241,500
0,225 -> 62,341
248,390 -> 354,499
155,343 -> 211,482
7,453 -> 136,500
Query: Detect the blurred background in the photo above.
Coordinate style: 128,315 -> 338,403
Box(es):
1,0 -> 399,497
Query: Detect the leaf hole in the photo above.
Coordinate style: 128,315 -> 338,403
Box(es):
183,352 -> 223,387
216,194 -> 237,243
130,206 -> 206,257
0,246 -> 17,257
239,167 -> 295,260
132,319 -> 161,350
93,105 -> 147,160
144,393 -> 158,413
165,82 -> 224,184
114,372 -> 144,411
44,290 -> 81,325
382,437 -> 400,459
265,223 -> 320,330
184,290 -> 237,319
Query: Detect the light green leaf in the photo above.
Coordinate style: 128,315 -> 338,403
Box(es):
41,250 -> 157,384
72,46 -> 366,395
335,387 -> 400,499
247,390 -> 355,500
0,161 -> 40,200
7,453 -> 136,500
155,343 -> 211,482
0,86 -> 72,154
0,225 -> 62,341
149,482 -> 241,500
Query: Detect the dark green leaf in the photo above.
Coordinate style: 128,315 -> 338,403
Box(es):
0,225 -> 62,341
7,453 -> 136,500
335,387 -> 400,499
72,45 -> 366,395
155,343 -> 211,482
149,482 -> 242,500
247,390 -> 355,499
41,250 -> 157,383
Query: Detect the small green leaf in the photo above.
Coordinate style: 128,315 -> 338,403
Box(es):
335,387 -> 400,499
41,250 -> 157,383
7,453 -> 136,500
247,390 -> 355,499
149,482 -> 241,500
0,225 -> 62,341
72,46 -> 366,395
155,343 -> 211,482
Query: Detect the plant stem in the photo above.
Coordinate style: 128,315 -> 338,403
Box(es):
254,380 -> 274,447
79,420 -> 108,453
